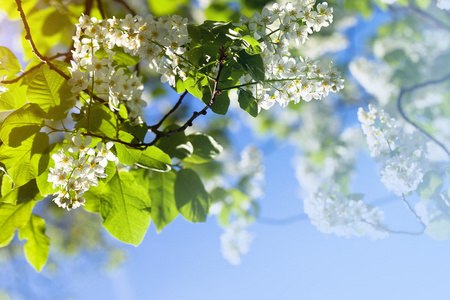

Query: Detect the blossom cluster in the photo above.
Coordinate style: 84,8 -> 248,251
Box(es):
69,13 -> 189,119
220,219 -> 254,265
47,133 -> 117,210
358,105 -> 428,196
236,1 -> 344,111
304,187 -> 388,239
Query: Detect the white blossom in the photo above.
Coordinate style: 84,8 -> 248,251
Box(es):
48,133 -> 117,211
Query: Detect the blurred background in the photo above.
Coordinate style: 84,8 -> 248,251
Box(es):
1,0 -> 450,299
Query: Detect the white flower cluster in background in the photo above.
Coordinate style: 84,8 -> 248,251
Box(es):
47,133 -> 117,210
220,219 -> 254,265
70,13 -> 190,119
358,105 -> 428,196
235,1 -> 344,111
349,57 -> 397,105
438,0 -> 450,10
304,187 -> 388,239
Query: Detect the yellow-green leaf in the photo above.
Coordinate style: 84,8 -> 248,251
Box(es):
19,214 -> 50,272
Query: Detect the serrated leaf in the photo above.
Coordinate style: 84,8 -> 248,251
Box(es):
18,214 -> 50,272
0,103 -> 44,147
0,132 -> 49,187
156,125 -> 193,159
148,171 -> 178,232
27,63 -> 74,120
115,143 -> 142,165
100,171 -> 152,246
0,82 -> 27,111
136,146 -> 171,172
236,50 -> 265,82
75,104 -> 117,139
1,178 -> 40,205
0,46 -> 21,76
174,169 -> 210,222
184,133 -> 223,164
0,200 -> 35,247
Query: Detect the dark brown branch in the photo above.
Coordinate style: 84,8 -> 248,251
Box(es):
83,0 -> 94,15
405,5 -> 450,32
113,0 -> 136,15
96,0 -> 106,19
148,90 -> 189,132
1,52 -> 70,85
15,0 -> 70,81
396,72 -> 450,160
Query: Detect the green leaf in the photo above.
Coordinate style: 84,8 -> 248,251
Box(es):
0,132 -> 49,187
236,50 -> 265,82
415,0 -> 430,8
27,63 -> 74,120
120,121 -> 147,142
0,82 -> 28,111
136,146 -> 171,172
184,133 -> 223,164
0,47 -> 21,76
83,180 -> 106,213
344,0 -> 372,17
148,0 -> 188,15
0,103 -> 44,147
148,171 -> 178,232
201,86 -> 230,115
18,214 -> 50,272
237,89 -> 259,117
115,143 -> 142,165
1,178 -> 40,205
100,171 -> 152,246
36,143 -> 60,196
417,171 -> 443,200
425,215 -> 450,241
174,169 -> 210,222
156,125 -> 193,159
75,104 -> 117,139
238,36 -> 262,55
0,200 -> 34,247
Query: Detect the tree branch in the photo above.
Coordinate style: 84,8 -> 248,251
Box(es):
396,72 -> 450,160
0,52 -> 71,85
401,194 -> 427,230
148,90 -> 189,132
15,0 -> 70,81
96,0 -> 106,19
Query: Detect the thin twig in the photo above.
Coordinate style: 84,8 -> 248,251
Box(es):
396,72 -> 450,160
405,5 -> 450,32
363,220 -> 424,236
257,213 -> 307,226
148,90 -> 189,132
401,194 -> 427,229
96,0 -> 106,19
15,0 -> 70,81
83,0 -> 94,15
0,52 -> 70,84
